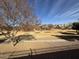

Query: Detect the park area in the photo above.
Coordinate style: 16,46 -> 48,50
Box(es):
0,0 -> 79,59
0,29 -> 79,59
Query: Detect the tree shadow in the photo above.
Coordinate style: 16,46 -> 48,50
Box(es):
0,34 -> 36,46
52,31 -> 79,41
0,38 -> 7,44
54,35 -> 79,41
16,35 -> 36,41
59,32 -> 75,35
13,35 -> 36,46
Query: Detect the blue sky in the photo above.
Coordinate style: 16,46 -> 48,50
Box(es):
28,0 -> 79,24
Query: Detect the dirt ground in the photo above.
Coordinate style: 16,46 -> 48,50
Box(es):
15,29 -> 76,39
0,29 -> 79,59
0,29 -> 76,40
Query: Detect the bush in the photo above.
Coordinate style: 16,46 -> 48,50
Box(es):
72,22 -> 79,34
72,22 -> 79,30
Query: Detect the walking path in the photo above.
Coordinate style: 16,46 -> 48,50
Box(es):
0,38 -> 79,59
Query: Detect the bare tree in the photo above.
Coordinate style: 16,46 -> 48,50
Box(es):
0,0 -> 40,46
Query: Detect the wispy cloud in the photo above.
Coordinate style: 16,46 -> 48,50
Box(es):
29,0 -> 79,24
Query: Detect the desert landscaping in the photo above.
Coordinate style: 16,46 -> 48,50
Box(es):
0,0 -> 79,59
0,29 -> 79,59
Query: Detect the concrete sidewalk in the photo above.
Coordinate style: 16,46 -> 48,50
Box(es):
0,39 -> 79,59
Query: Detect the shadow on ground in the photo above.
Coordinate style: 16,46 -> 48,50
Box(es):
52,31 -> 79,41
0,38 -> 7,44
10,49 -> 79,59
13,35 -> 36,46
0,35 -> 36,44
16,35 -> 36,41
59,32 -> 76,35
